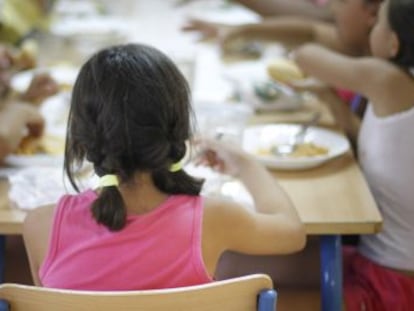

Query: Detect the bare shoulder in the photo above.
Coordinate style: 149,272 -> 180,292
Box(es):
23,205 -> 56,261
23,204 -> 56,285
202,196 -> 252,243
358,58 -> 414,86
361,59 -> 414,114
203,196 -> 251,225
24,204 -> 56,234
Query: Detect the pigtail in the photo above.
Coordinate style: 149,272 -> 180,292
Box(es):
153,169 -> 204,196
91,186 -> 127,231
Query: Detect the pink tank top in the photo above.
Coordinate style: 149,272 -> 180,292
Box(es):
39,190 -> 213,290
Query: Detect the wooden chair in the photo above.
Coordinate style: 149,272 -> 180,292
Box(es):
0,274 -> 277,311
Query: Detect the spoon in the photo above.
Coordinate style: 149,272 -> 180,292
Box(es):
272,112 -> 322,157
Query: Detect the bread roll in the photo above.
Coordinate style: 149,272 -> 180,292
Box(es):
267,58 -> 304,83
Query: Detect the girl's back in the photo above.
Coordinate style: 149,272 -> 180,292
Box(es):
39,191 -> 212,290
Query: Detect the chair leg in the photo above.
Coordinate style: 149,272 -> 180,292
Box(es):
0,300 -> 9,311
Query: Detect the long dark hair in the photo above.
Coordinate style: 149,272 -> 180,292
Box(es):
388,0 -> 414,68
64,44 -> 203,231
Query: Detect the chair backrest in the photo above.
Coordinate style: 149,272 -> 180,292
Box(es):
0,274 -> 276,311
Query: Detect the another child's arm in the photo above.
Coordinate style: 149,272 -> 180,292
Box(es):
198,138 -> 306,258
23,204 -> 55,286
294,43 -> 414,116
234,0 -> 332,20
183,17 -> 347,53
289,78 -> 361,144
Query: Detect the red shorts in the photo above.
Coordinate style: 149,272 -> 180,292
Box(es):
343,247 -> 414,311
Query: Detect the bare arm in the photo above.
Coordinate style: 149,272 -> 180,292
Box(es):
221,17 -> 346,53
294,43 -> 414,116
199,138 -> 305,267
235,0 -> 332,21
23,204 -> 55,286
316,88 -> 361,146
183,16 -> 346,53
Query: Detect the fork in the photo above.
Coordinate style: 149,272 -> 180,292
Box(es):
272,112 -> 322,157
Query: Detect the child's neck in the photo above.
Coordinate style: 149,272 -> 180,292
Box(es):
118,173 -> 169,215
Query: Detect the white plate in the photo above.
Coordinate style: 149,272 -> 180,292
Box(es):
223,61 -> 303,111
243,124 -> 350,170
4,154 -> 64,168
10,66 -> 79,93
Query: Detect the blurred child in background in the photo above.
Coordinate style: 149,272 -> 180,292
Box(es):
294,0 -> 414,308
182,0 -> 383,142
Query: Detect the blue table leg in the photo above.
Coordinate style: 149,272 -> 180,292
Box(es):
0,235 -> 5,283
320,235 -> 342,311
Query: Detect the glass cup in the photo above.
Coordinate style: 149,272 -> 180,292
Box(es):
193,101 -> 253,146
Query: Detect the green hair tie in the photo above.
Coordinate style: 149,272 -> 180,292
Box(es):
169,160 -> 184,173
98,175 -> 119,187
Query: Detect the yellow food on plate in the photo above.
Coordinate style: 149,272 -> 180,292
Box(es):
266,58 -> 305,84
59,83 -> 73,92
290,143 -> 329,157
15,135 -> 65,156
257,142 -> 329,158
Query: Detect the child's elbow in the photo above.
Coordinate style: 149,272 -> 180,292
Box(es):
289,222 -> 307,252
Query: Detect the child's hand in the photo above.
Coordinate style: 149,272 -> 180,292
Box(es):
182,18 -> 222,41
0,102 -> 45,153
182,18 -> 236,43
193,137 -> 252,177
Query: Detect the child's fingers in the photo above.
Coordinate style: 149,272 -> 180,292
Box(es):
181,18 -> 219,40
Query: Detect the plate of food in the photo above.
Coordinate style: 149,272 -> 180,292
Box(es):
4,134 -> 65,168
242,124 -> 350,170
223,61 -> 304,111
2,90 -> 70,170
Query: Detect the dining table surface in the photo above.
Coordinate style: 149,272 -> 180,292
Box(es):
0,1 -> 382,310
0,84 -> 382,235
0,138 -> 382,237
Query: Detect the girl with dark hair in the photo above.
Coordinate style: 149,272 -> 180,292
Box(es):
23,43 -> 305,290
294,0 -> 414,309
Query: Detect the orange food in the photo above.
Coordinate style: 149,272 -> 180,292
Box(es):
15,135 -> 65,155
257,142 -> 328,158
15,136 -> 44,155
